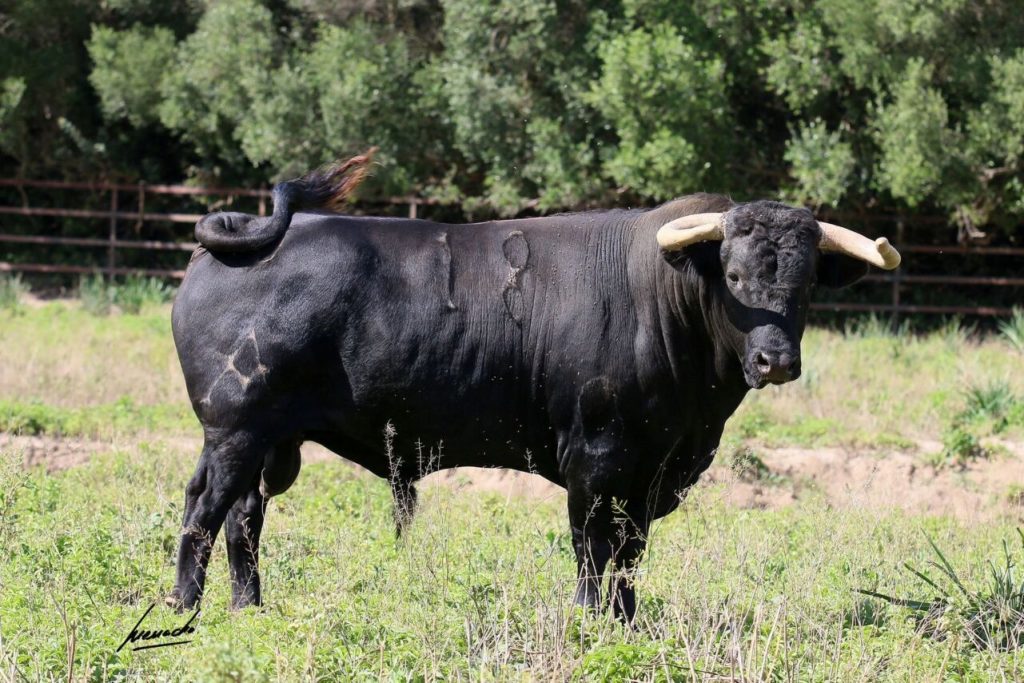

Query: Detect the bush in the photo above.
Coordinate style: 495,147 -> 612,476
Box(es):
113,275 -> 173,314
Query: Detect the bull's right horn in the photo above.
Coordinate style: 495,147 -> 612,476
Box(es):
818,221 -> 901,270
656,213 -> 725,250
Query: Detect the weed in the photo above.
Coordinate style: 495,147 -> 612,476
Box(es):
843,314 -> 910,339
937,316 -> 977,348
860,531 -> 1024,651
939,426 -> 987,467
998,308 -> 1024,354
952,380 -> 1023,437
727,444 -> 787,484
114,275 -> 173,314
1006,485 -> 1024,507
78,274 -> 113,316
0,273 -> 28,312
962,381 -> 1016,422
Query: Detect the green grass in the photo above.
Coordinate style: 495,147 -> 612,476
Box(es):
3,446 -> 1024,680
0,397 -> 196,440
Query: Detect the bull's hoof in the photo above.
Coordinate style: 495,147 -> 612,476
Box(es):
164,590 -> 198,613
229,592 -> 262,611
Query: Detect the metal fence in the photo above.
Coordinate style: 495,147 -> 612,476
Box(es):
0,178 -> 1020,317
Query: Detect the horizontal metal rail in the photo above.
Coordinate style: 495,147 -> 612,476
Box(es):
811,302 -> 1016,316
0,177 -> 1021,315
864,273 -> 1024,287
0,262 -> 186,278
0,233 -> 196,251
0,205 -> 203,223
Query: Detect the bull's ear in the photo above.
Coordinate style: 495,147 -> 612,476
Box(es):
662,242 -> 722,277
817,253 -> 869,288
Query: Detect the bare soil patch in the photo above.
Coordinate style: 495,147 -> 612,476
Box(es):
6,433 -> 1024,521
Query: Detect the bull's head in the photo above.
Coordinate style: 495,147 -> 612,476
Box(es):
657,201 -> 900,389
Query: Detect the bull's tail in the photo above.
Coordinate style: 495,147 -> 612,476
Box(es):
194,147 -> 377,253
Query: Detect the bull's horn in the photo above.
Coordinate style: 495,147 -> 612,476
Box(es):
656,213 -> 724,250
818,221 -> 901,270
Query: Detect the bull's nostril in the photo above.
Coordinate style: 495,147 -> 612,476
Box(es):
754,352 -> 772,373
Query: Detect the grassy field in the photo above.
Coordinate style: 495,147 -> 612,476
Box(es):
2,295 -> 1024,680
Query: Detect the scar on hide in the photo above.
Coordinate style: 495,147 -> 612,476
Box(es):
199,329 -> 269,406
577,377 -> 623,454
502,231 -> 529,323
436,232 -> 457,310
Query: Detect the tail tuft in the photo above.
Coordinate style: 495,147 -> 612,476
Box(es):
291,146 -> 378,213
194,147 -> 378,254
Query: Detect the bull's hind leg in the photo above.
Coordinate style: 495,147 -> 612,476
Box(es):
225,440 -> 301,608
224,478 -> 267,609
167,431 -> 265,611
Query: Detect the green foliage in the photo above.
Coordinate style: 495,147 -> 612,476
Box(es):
77,275 -> 173,315
961,381 -> 1017,424
88,25 -> 177,127
113,275 -> 173,314
784,118 -> 856,207
873,59 -> 958,208
78,274 -> 114,316
157,0 -> 278,170
998,309 -> 1024,354
588,20 -> 730,200
0,273 -> 28,312
939,426 -> 987,468
5,0 -> 1024,224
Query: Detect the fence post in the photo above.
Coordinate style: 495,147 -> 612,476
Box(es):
258,186 -> 266,217
136,181 -> 145,232
891,218 -> 904,328
108,187 -> 118,281
408,199 -> 418,220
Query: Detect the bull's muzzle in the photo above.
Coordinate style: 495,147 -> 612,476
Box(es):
752,350 -> 801,385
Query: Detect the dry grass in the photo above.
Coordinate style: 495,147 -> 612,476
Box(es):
0,302 -> 183,407
736,323 -> 1024,446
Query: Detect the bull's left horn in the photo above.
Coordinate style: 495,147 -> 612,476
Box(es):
656,213 -> 724,250
818,222 -> 901,270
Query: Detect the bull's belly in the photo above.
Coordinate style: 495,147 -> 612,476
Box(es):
311,392 -> 563,482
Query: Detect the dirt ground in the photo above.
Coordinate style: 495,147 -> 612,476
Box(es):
5,432 -> 1024,522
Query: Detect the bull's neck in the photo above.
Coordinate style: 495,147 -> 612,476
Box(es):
626,210 -> 749,412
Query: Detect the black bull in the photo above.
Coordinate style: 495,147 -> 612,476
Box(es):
167,176 -> 877,621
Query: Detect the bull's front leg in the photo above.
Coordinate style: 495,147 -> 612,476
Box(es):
166,431 -> 263,611
565,376 -> 635,614
567,486 -> 615,610
606,509 -> 649,624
